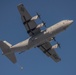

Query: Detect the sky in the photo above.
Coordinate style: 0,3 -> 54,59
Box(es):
0,0 -> 76,75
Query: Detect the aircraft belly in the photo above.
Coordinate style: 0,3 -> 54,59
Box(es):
11,39 -> 29,52
28,31 -> 50,48
11,24 -> 65,52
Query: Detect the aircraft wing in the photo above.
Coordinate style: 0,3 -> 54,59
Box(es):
37,42 -> 61,62
17,4 -> 41,36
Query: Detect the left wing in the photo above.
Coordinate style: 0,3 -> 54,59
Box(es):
37,42 -> 61,62
17,4 -> 41,36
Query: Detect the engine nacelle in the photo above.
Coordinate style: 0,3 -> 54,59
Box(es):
21,15 -> 38,24
51,44 -> 59,49
36,23 -> 44,28
31,15 -> 38,21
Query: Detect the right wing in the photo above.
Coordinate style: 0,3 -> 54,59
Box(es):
37,42 -> 61,62
17,4 -> 41,36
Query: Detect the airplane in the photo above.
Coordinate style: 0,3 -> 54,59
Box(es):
0,3 -> 73,64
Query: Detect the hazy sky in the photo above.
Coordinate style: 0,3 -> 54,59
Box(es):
0,0 -> 76,75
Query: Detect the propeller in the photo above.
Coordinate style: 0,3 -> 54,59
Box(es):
36,12 -> 46,27
53,37 -> 61,48
53,37 -> 57,42
36,12 -> 41,19
42,21 -> 46,27
57,42 -> 61,48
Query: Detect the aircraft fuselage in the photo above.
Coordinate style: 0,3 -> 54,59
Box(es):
11,20 -> 73,52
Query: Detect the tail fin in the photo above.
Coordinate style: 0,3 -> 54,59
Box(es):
0,41 -> 17,64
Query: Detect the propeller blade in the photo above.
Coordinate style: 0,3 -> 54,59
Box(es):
57,42 -> 61,48
53,37 -> 61,48
36,12 -> 41,19
42,21 -> 46,27
53,37 -> 57,42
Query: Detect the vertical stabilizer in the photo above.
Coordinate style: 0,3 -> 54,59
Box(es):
0,41 -> 17,64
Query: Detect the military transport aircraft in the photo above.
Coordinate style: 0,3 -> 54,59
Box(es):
0,4 -> 73,64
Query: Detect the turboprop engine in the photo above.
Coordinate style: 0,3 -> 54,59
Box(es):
51,44 -> 59,50
36,23 -> 45,29
31,15 -> 39,21
21,13 -> 41,24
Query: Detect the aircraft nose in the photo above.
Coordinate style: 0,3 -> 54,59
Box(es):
69,20 -> 73,24
67,20 -> 73,27
64,20 -> 73,29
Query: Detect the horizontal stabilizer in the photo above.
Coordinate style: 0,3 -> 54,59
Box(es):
0,41 -> 17,64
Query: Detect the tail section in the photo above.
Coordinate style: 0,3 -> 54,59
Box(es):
0,41 -> 17,64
